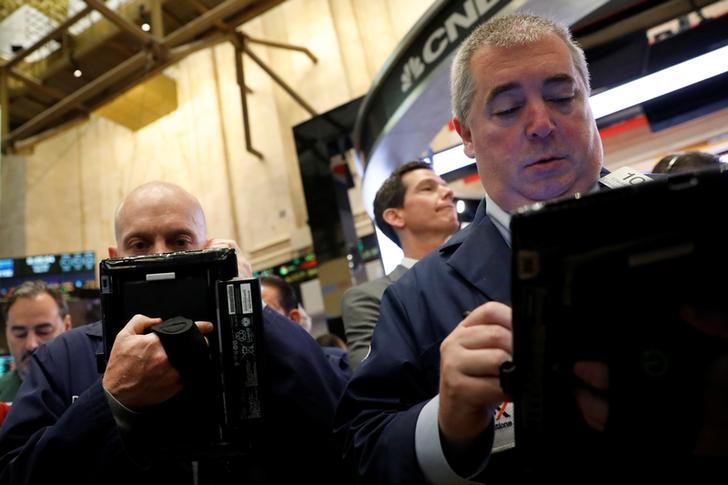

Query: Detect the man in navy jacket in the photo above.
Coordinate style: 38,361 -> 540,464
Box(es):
0,181 -> 347,484
336,14 -> 609,483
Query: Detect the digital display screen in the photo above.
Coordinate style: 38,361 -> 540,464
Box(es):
0,251 -> 96,297
0,355 -> 14,378
255,252 -> 319,284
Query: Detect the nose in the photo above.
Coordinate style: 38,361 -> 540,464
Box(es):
24,333 -> 40,352
440,184 -> 454,201
526,101 -> 555,139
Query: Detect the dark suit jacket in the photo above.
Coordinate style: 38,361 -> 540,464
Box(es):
335,200 -> 514,484
0,307 -> 348,484
341,264 -> 409,368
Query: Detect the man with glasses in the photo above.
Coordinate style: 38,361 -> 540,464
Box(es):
0,281 -> 71,402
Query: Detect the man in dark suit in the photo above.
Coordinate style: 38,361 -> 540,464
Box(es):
335,14 -> 610,483
261,274 -> 352,381
341,161 -> 459,368
0,181 -> 347,484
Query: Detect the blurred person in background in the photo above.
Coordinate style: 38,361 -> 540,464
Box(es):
341,161 -> 459,369
0,281 -> 71,402
652,151 -> 722,174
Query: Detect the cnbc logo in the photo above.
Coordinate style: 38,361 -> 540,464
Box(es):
400,0 -> 501,93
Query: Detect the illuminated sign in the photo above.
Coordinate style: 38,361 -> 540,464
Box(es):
255,253 -> 319,285
0,259 -> 13,278
0,251 -> 96,296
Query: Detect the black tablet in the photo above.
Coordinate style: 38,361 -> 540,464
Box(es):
509,167 -> 728,469
99,248 -> 264,456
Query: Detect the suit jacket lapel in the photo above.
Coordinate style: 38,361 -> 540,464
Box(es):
444,170 -> 610,304
445,200 -> 512,305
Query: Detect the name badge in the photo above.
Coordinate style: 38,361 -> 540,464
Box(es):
599,167 -> 652,189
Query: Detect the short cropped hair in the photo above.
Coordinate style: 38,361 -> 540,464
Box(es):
451,14 -> 590,123
652,152 -> 721,174
260,275 -> 298,314
373,161 -> 434,247
3,280 -> 69,322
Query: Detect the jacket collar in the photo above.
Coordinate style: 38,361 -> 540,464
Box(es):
441,199 -> 511,305
439,168 -> 611,305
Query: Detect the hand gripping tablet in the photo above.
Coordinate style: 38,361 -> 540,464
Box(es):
151,316 -> 211,386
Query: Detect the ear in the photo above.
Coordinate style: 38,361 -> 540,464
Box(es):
382,207 -> 406,230
62,314 -> 72,331
452,117 -> 476,159
108,247 -> 118,258
288,308 -> 301,323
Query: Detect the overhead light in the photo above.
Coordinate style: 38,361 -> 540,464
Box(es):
430,143 -> 472,175
73,68 -> 82,78
456,199 -> 466,214
139,5 -> 152,34
589,44 -> 728,120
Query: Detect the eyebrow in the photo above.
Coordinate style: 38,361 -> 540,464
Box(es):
487,82 -> 520,104
414,177 -> 439,187
543,73 -> 576,90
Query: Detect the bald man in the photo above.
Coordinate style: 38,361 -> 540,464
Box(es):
0,181 -> 347,484
110,182 -> 252,277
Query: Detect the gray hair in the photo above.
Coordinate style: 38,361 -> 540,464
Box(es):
451,14 -> 590,123
3,280 -> 69,322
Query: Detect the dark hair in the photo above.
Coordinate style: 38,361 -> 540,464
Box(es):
3,280 -> 69,322
652,151 -> 721,174
373,161 -> 434,247
259,275 -> 298,314
315,333 -> 347,351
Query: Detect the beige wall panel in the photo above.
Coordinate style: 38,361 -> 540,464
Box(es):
259,0 -> 352,117
350,0 -> 398,81
20,116 -> 135,261
328,0 -> 374,96
382,0 -> 431,40
348,0 -> 433,81
23,127 -> 82,256
75,117 -> 135,259
240,16 -> 314,238
208,41 -> 302,260
0,154 -> 27,258
4,0 -> 440,271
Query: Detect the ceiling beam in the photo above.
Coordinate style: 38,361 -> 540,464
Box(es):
220,0 -> 285,31
239,34 -> 318,117
4,28 -> 232,149
163,0 -> 252,48
6,51 -> 148,143
246,35 -> 317,63
5,6 -> 93,70
84,0 -> 157,47
150,0 -> 165,39
185,0 -> 231,32
3,0 -> 287,149
7,69 -> 69,101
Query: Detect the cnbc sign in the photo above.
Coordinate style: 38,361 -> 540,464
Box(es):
400,0 -> 506,93
356,0 -> 510,160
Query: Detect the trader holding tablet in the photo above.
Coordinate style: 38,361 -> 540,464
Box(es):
0,181 -> 347,484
